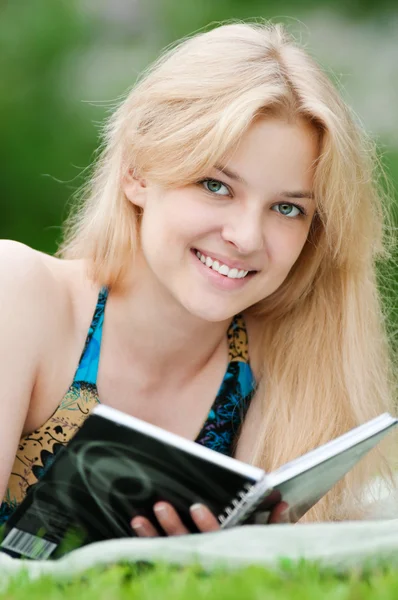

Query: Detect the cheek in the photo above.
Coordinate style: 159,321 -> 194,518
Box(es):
138,201 -> 202,267
141,196 -> 219,250
268,224 -> 310,271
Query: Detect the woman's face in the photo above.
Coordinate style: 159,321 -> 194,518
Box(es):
123,117 -> 318,322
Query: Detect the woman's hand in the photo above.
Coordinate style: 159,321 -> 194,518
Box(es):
131,502 -> 220,537
130,500 -> 289,537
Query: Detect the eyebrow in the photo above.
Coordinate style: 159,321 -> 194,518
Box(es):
214,165 -> 315,201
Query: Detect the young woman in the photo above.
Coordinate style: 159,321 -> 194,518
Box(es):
0,21 -> 396,536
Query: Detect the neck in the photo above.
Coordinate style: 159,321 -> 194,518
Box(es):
102,266 -> 231,387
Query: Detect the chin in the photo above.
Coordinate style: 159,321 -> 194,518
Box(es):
182,298 -> 241,323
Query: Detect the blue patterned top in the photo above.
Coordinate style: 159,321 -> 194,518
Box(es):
0,287 -> 256,525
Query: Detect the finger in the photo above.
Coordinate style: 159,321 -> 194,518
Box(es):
153,502 -> 190,536
131,516 -> 160,537
190,504 -> 220,532
268,501 -> 289,524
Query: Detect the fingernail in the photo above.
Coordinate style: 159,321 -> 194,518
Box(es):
154,503 -> 168,516
190,503 -> 206,520
131,519 -> 145,534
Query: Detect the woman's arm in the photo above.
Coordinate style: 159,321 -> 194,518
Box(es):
0,240 -> 54,501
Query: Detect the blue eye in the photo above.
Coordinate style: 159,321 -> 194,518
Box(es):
201,179 -> 231,196
272,203 -> 305,218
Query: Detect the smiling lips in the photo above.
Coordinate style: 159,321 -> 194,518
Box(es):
194,249 -> 253,279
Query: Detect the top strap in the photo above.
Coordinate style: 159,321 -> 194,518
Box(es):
227,313 -> 250,363
73,287 -> 109,384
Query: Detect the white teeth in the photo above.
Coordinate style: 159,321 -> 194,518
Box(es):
195,250 -> 250,279
211,260 -> 220,272
218,264 -> 229,276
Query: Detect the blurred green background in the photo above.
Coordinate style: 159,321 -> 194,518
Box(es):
1,0 -> 397,253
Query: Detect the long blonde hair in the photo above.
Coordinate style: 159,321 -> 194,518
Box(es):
58,21 -> 397,521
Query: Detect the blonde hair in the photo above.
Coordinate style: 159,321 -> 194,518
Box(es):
58,21 -> 397,521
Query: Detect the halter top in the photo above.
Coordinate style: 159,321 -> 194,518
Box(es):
0,287 -> 256,525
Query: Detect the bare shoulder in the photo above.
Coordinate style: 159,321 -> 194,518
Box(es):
0,240 -> 59,304
0,238 -> 46,273
0,240 -> 72,312
0,239 -> 96,307
0,240 -> 100,432
0,240 -> 99,364
0,240 -> 75,371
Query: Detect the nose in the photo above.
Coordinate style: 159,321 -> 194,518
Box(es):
221,208 -> 264,255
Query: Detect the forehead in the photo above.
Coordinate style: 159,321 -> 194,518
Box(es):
221,117 -> 319,193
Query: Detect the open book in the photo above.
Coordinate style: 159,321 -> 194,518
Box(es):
1,405 -> 396,560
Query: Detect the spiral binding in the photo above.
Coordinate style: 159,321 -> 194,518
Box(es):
217,479 -> 272,528
217,482 -> 255,525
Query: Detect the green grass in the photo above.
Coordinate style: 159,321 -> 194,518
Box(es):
3,561 -> 398,599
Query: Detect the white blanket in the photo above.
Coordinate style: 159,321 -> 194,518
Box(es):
1,519 -> 398,588
1,479 -> 397,587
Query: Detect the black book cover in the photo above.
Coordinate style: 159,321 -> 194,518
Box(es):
0,411 -> 263,560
